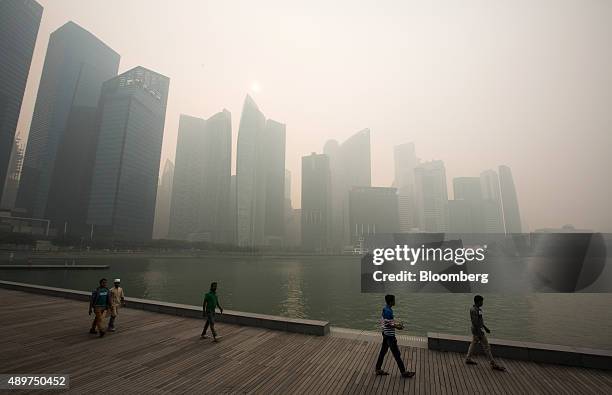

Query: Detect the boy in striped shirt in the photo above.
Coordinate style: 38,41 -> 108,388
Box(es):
375,294 -> 415,378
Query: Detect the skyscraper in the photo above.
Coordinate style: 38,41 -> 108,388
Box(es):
153,159 -> 174,239
449,177 -> 485,233
414,160 -> 449,232
349,187 -> 399,244
0,136 -> 25,210
15,21 -> 120,234
323,128 -> 371,249
169,111 -> 232,243
394,142 -> 419,232
87,66 -> 169,242
235,95 -> 286,247
301,153 -> 331,251
498,165 -> 522,234
480,169 -> 505,233
0,0 -> 42,203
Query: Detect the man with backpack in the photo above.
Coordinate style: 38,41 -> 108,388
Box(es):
89,278 -> 111,337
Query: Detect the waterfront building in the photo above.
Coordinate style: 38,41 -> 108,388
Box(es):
480,169 -> 505,233
153,159 -> 174,239
394,142 -> 419,232
169,111 -> 232,243
87,66 -> 169,242
301,153 -> 332,252
414,160 -> 449,232
498,165 -> 522,234
0,0 -> 42,202
15,21 -> 120,237
235,95 -> 286,247
348,186 -> 399,244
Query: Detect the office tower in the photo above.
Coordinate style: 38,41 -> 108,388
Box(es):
15,21 -> 120,235
0,136 -> 25,210
169,111 -> 232,243
323,128 -> 371,250
153,159 -> 174,239
498,165 -> 522,234
0,0 -> 43,203
480,169 -> 505,233
394,142 -> 419,232
229,174 -> 237,244
301,153 -> 332,251
449,177 -> 485,234
235,95 -> 286,247
262,119 -> 286,246
349,187 -> 399,244
414,160 -> 449,232
87,66 -> 169,242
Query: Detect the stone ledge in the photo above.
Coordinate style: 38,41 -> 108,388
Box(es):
0,280 -> 330,336
427,332 -> 612,370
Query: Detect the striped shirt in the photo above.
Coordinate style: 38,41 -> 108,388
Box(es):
381,305 -> 396,337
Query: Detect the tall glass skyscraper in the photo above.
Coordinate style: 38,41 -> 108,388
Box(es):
235,95 -> 286,247
87,66 -> 169,242
169,110 -> 232,243
15,21 -> 120,232
499,165 -> 522,234
153,159 -> 174,239
0,0 -> 43,205
414,160 -> 449,232
301,153 -> 331,251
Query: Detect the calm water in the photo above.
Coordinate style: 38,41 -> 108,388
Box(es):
2,255 -> 612,350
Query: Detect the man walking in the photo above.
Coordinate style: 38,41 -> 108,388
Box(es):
375,294 -> 415,378
465,295 -> 506,371
201,282 -> 223,341
89,278 -> 111,337
108,279 -> 125,332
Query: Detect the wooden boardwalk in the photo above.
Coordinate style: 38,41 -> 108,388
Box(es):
1,288 -> 611,394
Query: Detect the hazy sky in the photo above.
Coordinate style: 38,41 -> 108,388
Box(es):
16,0 -> 612,231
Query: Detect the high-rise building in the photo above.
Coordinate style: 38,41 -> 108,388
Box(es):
394,142 -> 419,232
323,128 -> 371,249
87,66 -> 169,242
229,174 -> 237,244
498,165 -> 522,234
153,159 -> 174,239
414,160 -> 449,232
15,21 -> 120,235
235,95 -> 286,247
0,0 -> 43,202
0,136 -> 25,210
349,187 -> 399,244
301,153 -> 331,251
449,177 -> 485,233
169,111 -> 232,243
480,169 -> 505,233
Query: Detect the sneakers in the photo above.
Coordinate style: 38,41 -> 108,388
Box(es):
89,328 -> 97,334
108,327 -> 116,332
401,371 -> 416,378
491,364 -> 506,372
99,331 -> 106,338
465,359 -> 478,365
375,370 -> 389,376
200,334 -> 209,339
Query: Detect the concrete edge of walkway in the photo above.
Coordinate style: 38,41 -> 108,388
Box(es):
428,332 -> 612,370
0,280 -> 330,336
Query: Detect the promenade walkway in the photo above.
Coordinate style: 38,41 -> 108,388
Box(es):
1,288 -> 611,394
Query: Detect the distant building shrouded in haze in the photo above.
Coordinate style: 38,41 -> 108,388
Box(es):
480,169 -> 505,233
15,21 -> 120,237
449,177 -> 485,234
169,111 -> 232,243
348,186 -> 399,244
394,142 -> 419,232
0,136 -> 25,211
498,165 -> 522,234
87,66 -> 169,242
0,0 -> 42,204
235,95 -> 286,248
324,128 -> 371,250
301,153 -> 332,252
414,160 -> 448,232
153,159 -> 174,239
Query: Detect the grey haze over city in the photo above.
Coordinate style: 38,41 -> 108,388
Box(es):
2,0 -> 611,244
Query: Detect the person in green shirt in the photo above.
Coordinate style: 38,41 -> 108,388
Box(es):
201,282 -> 223,341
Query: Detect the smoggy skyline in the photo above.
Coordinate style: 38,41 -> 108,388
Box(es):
13,0 -> 612,232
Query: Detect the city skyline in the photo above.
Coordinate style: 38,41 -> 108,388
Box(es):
6,0 -> 612,232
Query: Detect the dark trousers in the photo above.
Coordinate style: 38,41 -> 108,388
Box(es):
376,334 -> 406,373
202,311 -> 217,337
